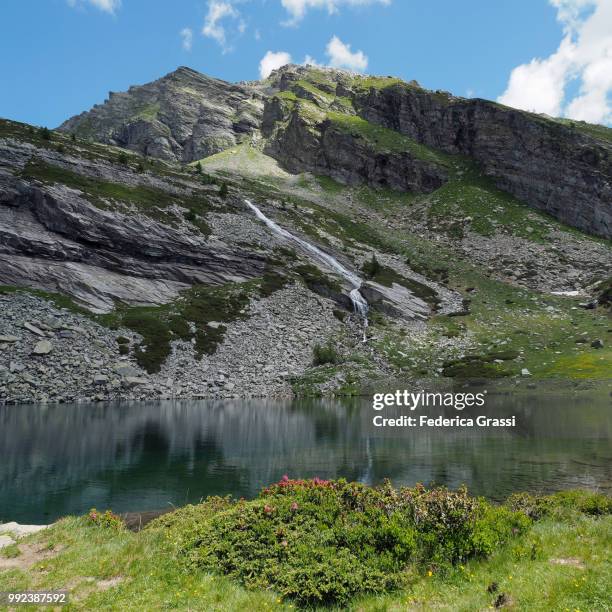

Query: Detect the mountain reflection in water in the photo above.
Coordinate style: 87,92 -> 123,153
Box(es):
1,390 -> 610,523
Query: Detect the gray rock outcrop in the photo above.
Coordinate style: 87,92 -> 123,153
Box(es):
58,67 -> 264,162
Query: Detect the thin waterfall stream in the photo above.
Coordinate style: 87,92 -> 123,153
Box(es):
245,199 -> 369,340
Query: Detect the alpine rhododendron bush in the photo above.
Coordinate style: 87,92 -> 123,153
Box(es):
149,478 -> 536,606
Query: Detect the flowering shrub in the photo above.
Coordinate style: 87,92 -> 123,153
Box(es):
151,479 -> 530,606
86,508 -> 124,530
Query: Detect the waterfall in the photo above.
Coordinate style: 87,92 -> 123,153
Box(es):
245,199 -> 369,338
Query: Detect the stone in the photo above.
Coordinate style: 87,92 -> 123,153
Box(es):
123,376 -> 148,387
0,335 -> 19,343
591,339 -> 604,349
0,535 -> 15,550
113,364 -> 140,377
23,322 -> 45,337
32,340 -> 53,355
93,375 -> 109,385
0,522 -> 48,538
521,368 -> 531,377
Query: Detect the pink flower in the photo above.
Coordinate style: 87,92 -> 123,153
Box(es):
290,502 -> 299,512
281,474 -> 289,482
264,504 -> 274,514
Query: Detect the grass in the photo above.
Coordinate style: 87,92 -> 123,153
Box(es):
21,158 -> 213,234
427,163 -> 552,241
361,258 -> 440,309
554,117 -> 612,144
326,112 -> 451,165
0,285 -> 91,315
0,488 -> 609,610
98,282 -> 256,373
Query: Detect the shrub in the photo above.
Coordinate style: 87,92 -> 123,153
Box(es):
597,277 -> 612,307
333,309 -> 347,322
194,161 -> 202,174
183,209 -> 197,223
87,508 -> 124,530
118,151 -> 129,165
201,173 -> 217,185
152,479 -> 530,607
362,253 -> 381,279
219,182 -> 229,198
313,343 -> 341,366
506,489 -> 612,520
39,126 -> 51,141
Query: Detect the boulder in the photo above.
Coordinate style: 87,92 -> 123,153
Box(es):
32,340 -> 53,355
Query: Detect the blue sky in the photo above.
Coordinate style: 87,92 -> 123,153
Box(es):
1,0 -> 610,127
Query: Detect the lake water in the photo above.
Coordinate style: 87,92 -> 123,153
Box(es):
1,386 -> 611,524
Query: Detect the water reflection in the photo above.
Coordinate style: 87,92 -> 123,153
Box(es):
1,389 -> 610,523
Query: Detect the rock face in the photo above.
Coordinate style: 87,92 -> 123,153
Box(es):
351,85 -> 612,239
0,138 -> 266,312
58,63 -> 611,238
58,67 -> 264,162
262,97 -> 448,193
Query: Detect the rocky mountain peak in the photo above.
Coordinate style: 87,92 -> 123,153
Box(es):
56,65 -> 612,238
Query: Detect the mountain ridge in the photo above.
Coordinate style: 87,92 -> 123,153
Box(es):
0,63 -> 610,404
58,64 -> 612,239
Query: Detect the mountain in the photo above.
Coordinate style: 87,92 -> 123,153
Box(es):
59,66 -> 265,162
0,65 -> 610,404
59,64 -> 612,239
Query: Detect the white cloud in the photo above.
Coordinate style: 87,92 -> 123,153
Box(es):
203,1 -> 239,51
498,0 -> 612,125
280,0 -> 390,24
303,54 -> 323,67
67,0 -> 121,14
325,35 -> 368,71
180,28 -> 193,52
259,50 -> 293,78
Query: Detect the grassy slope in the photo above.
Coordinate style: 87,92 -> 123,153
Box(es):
3,112 -> 611,384
1,504 -> 609,610
238,164 -> 611,383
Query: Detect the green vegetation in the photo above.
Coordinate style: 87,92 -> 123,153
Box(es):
427,163 -> 552,241
294,264 -> 342,296
361,257 -> 440,309
21,158 -> 213,234
351,75 -> 404,91
152,479 -> 535,607
555,117 -> 612,144
132,102 -> 160,122
327,112 -> 451,165
0,285 -> 89,315
2,484 -> 608,610
98,282 -> 255,373
312,342 -> 342,366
